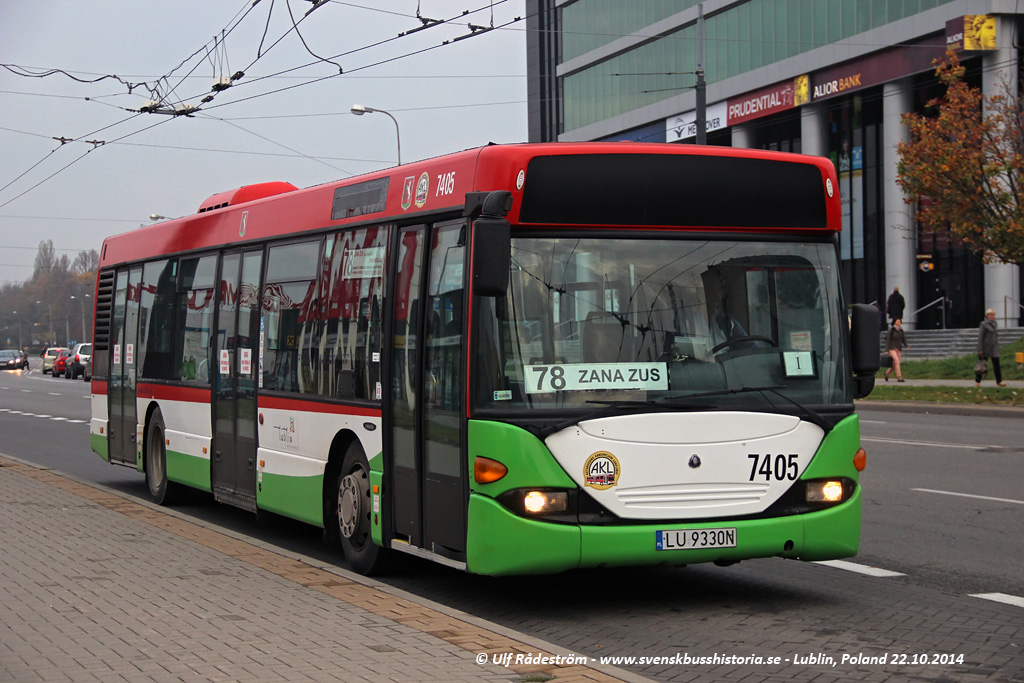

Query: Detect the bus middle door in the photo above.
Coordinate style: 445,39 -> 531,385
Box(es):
211,249 -> 262,511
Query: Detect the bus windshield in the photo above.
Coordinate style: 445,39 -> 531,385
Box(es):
476,236 -> 850,411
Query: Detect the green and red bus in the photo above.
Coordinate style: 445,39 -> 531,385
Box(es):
90,142 -> 879,576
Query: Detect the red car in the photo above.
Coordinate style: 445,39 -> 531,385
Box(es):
52,348 -> 73,377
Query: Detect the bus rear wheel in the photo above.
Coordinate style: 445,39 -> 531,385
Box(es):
145,411 -> 180,505
334,442 -> 386,575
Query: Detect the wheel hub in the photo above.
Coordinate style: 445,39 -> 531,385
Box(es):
337,473 -> 363,539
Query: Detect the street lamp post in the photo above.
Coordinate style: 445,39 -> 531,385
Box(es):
12,310 -> 22,349
72,294 -> 91,342
36,301 -> 53,346
350,104 -> 401,166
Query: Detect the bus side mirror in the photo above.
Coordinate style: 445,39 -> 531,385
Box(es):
468,191 -> 512,297
849,303 -> 880,399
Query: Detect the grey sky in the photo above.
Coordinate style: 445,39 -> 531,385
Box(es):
0,0 -> 527,286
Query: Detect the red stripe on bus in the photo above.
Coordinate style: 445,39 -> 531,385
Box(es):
258,396 -> 382,417
136,383 -> 211,403
91,380 -> 108,395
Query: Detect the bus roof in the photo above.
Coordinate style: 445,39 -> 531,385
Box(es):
98,142 -> 840,269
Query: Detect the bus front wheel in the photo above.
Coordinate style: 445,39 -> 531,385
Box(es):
334,442 -> 386,575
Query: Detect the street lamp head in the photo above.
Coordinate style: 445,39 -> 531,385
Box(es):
349,104 -> 400,165
150,214 -> 169,221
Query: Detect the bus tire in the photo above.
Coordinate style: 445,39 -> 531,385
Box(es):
145,410 -> 180,505
333,442 -> 386,575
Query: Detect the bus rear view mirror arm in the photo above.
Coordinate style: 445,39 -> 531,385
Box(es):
849,303 -> 880,399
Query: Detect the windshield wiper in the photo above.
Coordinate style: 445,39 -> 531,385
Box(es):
539,385 -> 832,439
666,384 -> 832,432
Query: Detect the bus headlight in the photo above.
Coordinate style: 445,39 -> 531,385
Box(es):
806,480 -> 845,503
523,490 -> 568,514
497,488 -> 575,519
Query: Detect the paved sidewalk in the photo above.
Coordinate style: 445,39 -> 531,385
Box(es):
875,378 -> 1024,388
0,455 -> 643,683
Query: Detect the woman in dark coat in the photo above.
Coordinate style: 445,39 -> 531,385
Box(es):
884,318 -> 908,382
976,309 -> 1006,386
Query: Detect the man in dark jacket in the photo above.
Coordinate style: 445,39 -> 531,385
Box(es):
976,309 -> 1006,386
886,287 -> 905,324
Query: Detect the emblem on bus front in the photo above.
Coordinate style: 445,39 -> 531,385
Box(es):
688,454 -> 702,469
584,451 -> 620,490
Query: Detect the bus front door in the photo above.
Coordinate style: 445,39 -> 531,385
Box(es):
109,267 -> 142,466
389,222 -> 467,563
211,250 -> 262,511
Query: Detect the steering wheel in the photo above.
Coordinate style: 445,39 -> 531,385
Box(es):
711,335 -> 777,354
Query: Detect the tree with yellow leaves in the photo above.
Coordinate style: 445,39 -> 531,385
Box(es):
897,52 -> 1024,265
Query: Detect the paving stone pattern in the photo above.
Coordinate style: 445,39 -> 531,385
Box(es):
0,458 -> 633,683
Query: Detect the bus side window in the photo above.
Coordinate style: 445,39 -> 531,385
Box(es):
174,255 -> 217,384
319,225 -> 390,401
263,240 -> 322,395
139,259 -> 177,381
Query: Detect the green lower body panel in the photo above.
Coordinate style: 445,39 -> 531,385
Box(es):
257,471 -> 323,527
580,489 -> 861,568
166,450 -> 212,493
466,490 -> 860,576
91,433 -> 109,461
467,494 -> 581,576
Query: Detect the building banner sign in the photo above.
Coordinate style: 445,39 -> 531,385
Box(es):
809,38 -> 946,103
665,77 -> 807,138
727,76 -> 808,126
666,101 -> 728,141
946,15 -> 996,52
663,37 -> 947,135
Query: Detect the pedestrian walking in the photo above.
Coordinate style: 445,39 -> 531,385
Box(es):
886,286 -> 905,324
884,318 -> 908,382
975,308 -> 1006,387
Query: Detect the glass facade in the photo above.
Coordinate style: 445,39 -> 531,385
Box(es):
562,0 -> 698,61
825,92 -> 884,310
562,0 -> 953,132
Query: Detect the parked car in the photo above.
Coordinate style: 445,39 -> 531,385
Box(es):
42,347 -> 68,374
66,342 -> 92,379
52,348 -> 73,377
83,354 -> 92,382
0,349 -> 29,371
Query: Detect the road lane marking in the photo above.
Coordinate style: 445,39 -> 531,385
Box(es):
0,408 -> 84,424
911,488 -> 1024,505
814,560 -> 905,577
970,593 -> 1024,609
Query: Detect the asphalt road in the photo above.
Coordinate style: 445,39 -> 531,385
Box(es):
3,361 -> 1022,682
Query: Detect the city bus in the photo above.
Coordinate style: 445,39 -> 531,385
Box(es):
89,142 -> 880,576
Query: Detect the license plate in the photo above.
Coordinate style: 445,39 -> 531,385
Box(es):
656,528 -> 737,551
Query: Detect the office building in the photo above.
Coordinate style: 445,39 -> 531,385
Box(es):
526,0 -> 1023,328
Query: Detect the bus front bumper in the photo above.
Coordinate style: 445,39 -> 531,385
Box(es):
465,490 -> 860,576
